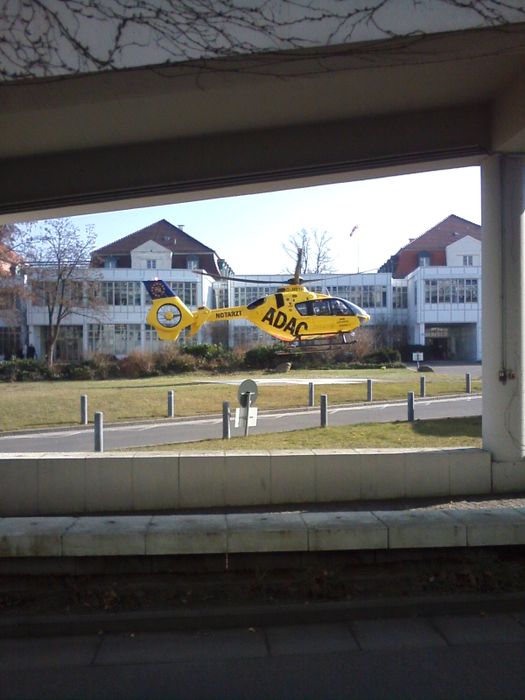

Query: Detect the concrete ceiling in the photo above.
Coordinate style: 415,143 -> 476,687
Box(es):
1,23 -> 525,221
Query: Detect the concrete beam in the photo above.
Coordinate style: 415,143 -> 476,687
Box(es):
0,105 -> 488,221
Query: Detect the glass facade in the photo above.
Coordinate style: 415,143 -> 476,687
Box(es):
101,281 -> 142,307
0,327 -> 21,359
52,325 -> 83,361
392,286 -> 408,309
32,280 -> 84,306
326,285 -> 387,308
424,278 -> 478,304
88,323 -> 141,355
234,286 -> 279,306
169,281 -> 197,307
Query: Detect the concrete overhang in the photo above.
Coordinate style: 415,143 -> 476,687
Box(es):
1,23 -> 525,220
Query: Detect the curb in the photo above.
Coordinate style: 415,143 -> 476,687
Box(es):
0,591 -> 524,639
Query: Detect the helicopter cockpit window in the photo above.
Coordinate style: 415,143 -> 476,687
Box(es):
247,297 -> 266,310
330,298 -> 356,316
295,301 -> 309,316
312,299 -> 332,316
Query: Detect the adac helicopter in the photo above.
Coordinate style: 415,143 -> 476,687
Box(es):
143,252 -> 370,346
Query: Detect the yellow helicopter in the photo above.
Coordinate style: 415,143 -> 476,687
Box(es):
144,253 -> 370,345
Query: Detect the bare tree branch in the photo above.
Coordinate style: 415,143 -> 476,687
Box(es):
1,0 -> 524,81
11,218 -> 104,366
284,227 -> 334,275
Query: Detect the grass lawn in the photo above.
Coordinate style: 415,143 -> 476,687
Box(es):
130,416 -> 482,452
0,368 -> 481,432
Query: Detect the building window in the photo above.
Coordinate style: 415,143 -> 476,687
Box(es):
32,279 -> 84,307
418,253 -> 431,267
0,327 -> 21,359
325,284 -> 387,309
392,286 -> 407,309
463,255 -> 474,266
424,278 -> 478,304
101,281 -> 142,307
187,255 -> 199,270
234,285 -> 278,306
40,325 -> 83,362
88,324 -> 141,355
146,259 -> 157,269
104,257 -> 117,269
167,281 -> 197,307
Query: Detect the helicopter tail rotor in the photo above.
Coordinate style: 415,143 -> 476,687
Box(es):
143,280 -> 195,341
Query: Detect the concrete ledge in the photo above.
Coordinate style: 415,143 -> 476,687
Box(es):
0,448 -> 492,516
492,461 -> 525,493
1,506 -> 525,558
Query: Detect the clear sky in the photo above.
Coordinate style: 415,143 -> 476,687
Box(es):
70,166 -> 481,276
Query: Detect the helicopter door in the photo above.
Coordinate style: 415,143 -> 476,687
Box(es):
305,299 -> 337,334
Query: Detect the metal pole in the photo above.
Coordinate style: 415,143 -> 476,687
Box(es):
320,394 -> 328,428
308,381 -> 315,407
222,401 -> 231,440
243,392 -> 252,437
367,379 -> 373,402
407,392 -> 415,422
466,372 -> 472,394
94,411 -> 104,452
167,390 -> 175,418
419,375 -> 426,398
80,394 -> 88,425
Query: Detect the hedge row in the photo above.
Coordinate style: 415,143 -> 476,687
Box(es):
0,344 -> 402,381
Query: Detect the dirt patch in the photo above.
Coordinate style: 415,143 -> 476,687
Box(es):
2,546 -> 525,618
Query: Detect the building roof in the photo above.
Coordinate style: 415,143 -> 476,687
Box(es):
379,215 -> 481,278
400,215 -> 481,251
91,219 -> 222,275
93,219 -> 216,256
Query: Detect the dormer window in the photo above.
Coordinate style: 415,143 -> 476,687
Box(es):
187,255 -> 199,270
104,257 -> 117,269
146,259 -> 157,269
418,253 -> 431,267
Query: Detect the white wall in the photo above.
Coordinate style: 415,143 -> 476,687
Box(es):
445,235 -> 481,267
130,240 -> 172,270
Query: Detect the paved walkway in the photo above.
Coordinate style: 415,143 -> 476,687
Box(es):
0,393 -> 481,451
1,609 -> 524,699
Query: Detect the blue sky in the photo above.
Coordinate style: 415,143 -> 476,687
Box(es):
71,166 -> 481,276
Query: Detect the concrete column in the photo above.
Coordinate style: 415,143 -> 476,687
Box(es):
482,155 -> 525,461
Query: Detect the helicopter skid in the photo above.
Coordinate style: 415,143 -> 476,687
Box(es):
276,333 -> 356,355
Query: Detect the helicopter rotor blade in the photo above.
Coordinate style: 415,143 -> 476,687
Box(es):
189,267 -> 379,286
190,269 -> 296,285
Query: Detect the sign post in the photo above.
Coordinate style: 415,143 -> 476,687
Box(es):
235,379 -> 258,437
412,351 -> 424,370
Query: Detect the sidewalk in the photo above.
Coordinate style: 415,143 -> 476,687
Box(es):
2,495 -> 525,639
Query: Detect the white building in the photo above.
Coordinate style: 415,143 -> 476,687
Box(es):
2,215 -> 482,362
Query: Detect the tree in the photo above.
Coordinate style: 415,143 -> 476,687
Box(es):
284,228 -> 334,276
12,218 -> 103,367
0,224 -> 26,346
1,1 -> 523,82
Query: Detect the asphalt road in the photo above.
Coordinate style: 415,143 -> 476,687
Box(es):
0,394 -> 481,452
1,607 -> 524,699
